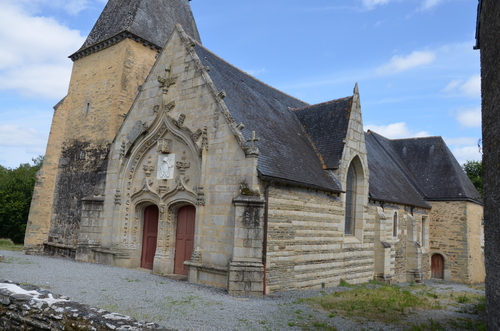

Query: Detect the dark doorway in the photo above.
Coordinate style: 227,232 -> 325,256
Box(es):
431,254 -> 445,279
141,205 -> 159,269
174,205 -> 196,275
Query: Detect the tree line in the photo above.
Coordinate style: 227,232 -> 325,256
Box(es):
0,156 -> 43,244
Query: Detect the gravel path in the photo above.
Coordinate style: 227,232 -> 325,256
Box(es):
0,250 -> 485,331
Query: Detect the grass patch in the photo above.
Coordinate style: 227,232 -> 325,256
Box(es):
0,238 -> 23,251
448,317 -> 486,331
406,319 -> 447,330
303,284 -> 441,323
338,279 -> 354,288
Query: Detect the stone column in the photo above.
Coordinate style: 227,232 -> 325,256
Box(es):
374,207 -> 393,283
228,196 -> 266,296
153,205 -> 175,275
406,215 -> 423,282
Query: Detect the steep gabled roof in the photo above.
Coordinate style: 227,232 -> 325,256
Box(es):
71,0 -> 200,60
194,45 -> 343,192
390,136 -> 481,201
367,131 -> 481,206
366,132 -> 430,208
293,97 -> 353,169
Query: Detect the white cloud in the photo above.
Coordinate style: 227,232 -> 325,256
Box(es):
445,136 -> 482,164
0,2 -> 85,99
443,75 -> 481,98
443,79 -> 462,93
444,137 -> 478,146
460,75 -> 481,98
377,51 -> 436,75
456,107 -> 481,128
362,0 -> 393,10
9,0 -> 93,16
420,0 -> 444,10
451,145 -> 482,164
365,122 -> 429,139
0,124 -> 47,148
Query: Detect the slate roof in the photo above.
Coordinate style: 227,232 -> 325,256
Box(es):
390,136 -> 481,201
365,132 -> 430,208
366,131 -> 481,206
293,98 -> 353,169
194,45 -> 343,192
75,0 -> 200,54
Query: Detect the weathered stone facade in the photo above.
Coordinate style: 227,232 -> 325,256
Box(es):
25,38 -> 158,256
428,201 -> 485,284
24,0 -> 484,298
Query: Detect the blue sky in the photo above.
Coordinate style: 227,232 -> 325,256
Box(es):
0,0 -> 481,168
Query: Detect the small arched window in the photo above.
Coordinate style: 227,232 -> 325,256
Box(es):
345,163 -> 357,235
393,212 -> 398,237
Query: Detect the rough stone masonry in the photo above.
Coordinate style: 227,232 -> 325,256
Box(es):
0,281 -> 170,331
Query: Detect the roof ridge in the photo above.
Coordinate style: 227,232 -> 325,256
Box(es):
367,130 -> 443,141
193,43 -> 309,106
291,96 -> 353,111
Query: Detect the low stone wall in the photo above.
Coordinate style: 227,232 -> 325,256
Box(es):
0,281 -> 170,331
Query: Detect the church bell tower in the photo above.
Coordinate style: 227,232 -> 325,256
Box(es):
24,0 -> 201,254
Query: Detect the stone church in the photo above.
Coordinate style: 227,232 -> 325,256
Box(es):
24,0 -> 484,296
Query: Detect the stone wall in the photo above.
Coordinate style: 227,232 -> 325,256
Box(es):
265,184 -> 374,293
47,140 -> 109,251
371,204 -> 429,284
24,39 -> 158,254
428,201 -> 484,284
0,281 -> 169,331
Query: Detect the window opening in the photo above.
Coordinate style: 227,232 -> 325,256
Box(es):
393,212 -> 398,237
345,163 -> 357,235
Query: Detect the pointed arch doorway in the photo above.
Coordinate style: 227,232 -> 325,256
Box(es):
141,205 -> 159,270
174,205 -> 196,275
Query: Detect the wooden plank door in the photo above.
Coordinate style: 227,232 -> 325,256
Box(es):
174,205 -> 196,275
141,205 -> 159,270
431,254 -> 444,279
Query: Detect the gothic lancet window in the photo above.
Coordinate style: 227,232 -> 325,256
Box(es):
345,163 -> 357,235
393,212 -> 398,237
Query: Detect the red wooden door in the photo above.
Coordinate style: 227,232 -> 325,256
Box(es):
141,205 -> 159,270
174,205 -> 196,275
431,254 -> 444,279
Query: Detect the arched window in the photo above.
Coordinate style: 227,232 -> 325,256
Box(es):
345,163 -> 357,235
393,212 -> 398,237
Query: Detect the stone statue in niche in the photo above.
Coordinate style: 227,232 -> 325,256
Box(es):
158,154 -> 175,180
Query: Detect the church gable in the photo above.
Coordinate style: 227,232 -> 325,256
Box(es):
293,96 -> 353,170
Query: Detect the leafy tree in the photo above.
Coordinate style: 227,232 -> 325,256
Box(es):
0,156 -> 43,244
462,160 -> 482,196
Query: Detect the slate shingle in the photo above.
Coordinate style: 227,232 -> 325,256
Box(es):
367,131 -> 481,207
77,0 -> 201,52
194,45 -> 343,192
294,98 -> 353,169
